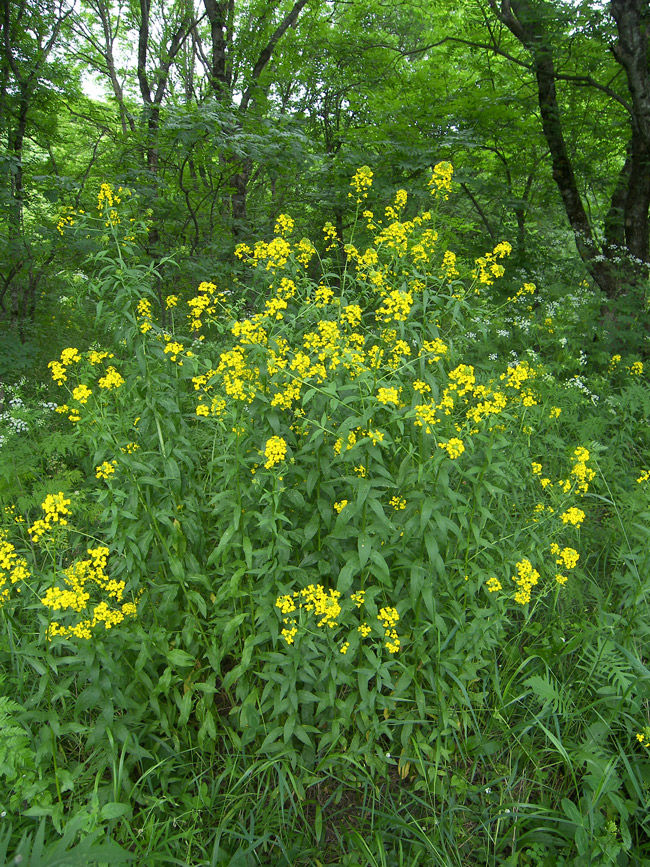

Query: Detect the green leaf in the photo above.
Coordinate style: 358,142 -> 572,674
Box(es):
167,649 -> 195,667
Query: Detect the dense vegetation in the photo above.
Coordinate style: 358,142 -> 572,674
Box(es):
1,1 -> 649,865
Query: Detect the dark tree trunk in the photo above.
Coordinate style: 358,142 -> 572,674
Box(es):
489,0 -> 650,298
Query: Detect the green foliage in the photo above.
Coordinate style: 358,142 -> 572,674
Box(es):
1,168 -> 649,867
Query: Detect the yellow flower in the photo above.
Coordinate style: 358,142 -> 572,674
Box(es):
274,213 -> 295,237
264,436 -> 287,469
95,460 -> 117,480
636,730 -> 650,748
473,242 -> 512,285
511,558 -> 540,605
280,625 -> 298,645
609,354 -> 621,371
556,547 -> 579,569
276,594 -> 297,615
378,606 -> 399,628
389,496 -> 406,510
349,166 -> 373,202
375,290 -> 413,323
377,387 -> 400,406
485,577 -> 502,593
428,161 -> 453,200
60,347 -> 81,366
439,250 -> 459,280
438,438 -> 465,459
0,535 -> 30,605
164,341 -> 184,362
322,222 -> 338,250
98,366 -> 124,389
72,384 -> 92,404
48,360 -> 68,384
334,500 -> 348,513
351,590 -> 365,608
560,507 -> 585,527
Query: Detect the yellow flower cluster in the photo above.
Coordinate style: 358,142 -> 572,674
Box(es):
28,493 -> 72,544
96,460 -> 117,480
508,282 -> 536,304
276,585 -> 342,637
439,250 -> 459,281
375,289 -> 413,323
72,384 -> 92,404
56,206 -> 75,235
334,500 -> 348,513
419,339 -> 449,364
314,285 -> 334,307
385,189 -> 407,222
512,558 -> 540,605
164,341 -> 185,363
428,161 -> 454,200
264,436 -> 287,469
186,281 -> 227,331
322,222 -> 338,251
42,546 -> 140,640
438,437 -> 465,459
48,347 -> 81,384
563,446 -> 595,494
485,577 -> 502,593
98,366 -> 125,390
377,387 -> 400,406
636,729 -> 650,749
378,606 -> 400,653
552,544 -> 579,570
137,298 -> 154,333
560,507 -> 585,527
473,242 -> 512,286
295,238 -> 316,266
0,532 -> 29,604
349,166 -> 373,202
97,182 -> 121,211
88,350 -> 112,365
274,214 -> 295,237
389,496 -> 406,510
3,505 -> 24,525
275,587 -> 401,654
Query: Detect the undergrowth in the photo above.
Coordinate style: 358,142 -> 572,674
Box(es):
0,167 -> 649,866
